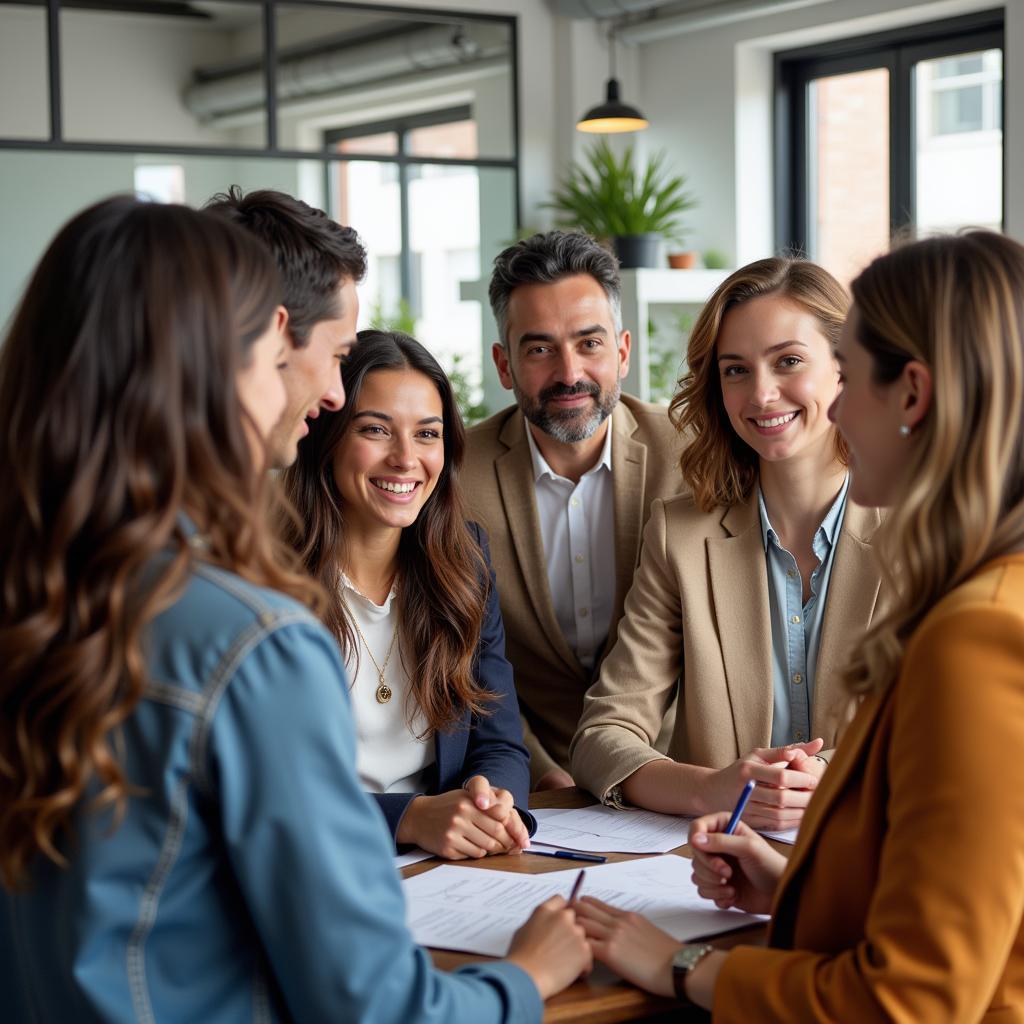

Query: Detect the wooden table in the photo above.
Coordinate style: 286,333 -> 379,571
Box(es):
402,788 -> 768,1023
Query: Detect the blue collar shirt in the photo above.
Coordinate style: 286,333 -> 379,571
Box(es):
759,475 -> 850,748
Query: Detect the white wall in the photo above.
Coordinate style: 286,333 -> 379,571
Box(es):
1006,0 -> 1024,236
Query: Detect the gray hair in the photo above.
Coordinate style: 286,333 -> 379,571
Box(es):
489,230 -> 622,346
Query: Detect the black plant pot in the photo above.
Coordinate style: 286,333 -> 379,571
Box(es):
613,233 -> 661,269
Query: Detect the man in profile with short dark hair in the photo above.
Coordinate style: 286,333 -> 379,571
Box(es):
205,187 -> 367,468
462,230 -> 682,790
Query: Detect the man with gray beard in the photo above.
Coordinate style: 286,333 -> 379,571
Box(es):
463,231 -> 683,790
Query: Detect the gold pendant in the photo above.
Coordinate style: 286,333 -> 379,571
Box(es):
375,676 -> 392,704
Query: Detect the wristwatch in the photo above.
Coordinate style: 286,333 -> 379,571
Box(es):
671,943 -> 715,1003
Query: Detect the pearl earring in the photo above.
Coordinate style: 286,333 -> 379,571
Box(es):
899,424 -> 911,437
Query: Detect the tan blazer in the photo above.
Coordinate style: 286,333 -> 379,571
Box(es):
714,554 -> 1024,1023
570,491 -> 883,801
462,395 -> 683,782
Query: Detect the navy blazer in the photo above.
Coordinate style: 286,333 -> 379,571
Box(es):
372,524 -> 535,843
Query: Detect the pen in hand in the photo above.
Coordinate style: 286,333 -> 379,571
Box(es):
568,869 -> 586,904
725,780 -> 756,835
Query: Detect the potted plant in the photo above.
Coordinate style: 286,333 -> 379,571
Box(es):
543,139 -> 697,269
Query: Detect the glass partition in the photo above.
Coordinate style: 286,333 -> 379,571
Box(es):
0,6 -> 48,140
61,0 -> 267,148
0,1 -> 519,412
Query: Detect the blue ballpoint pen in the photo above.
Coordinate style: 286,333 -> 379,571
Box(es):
724,780 -> 756,835
525,849 -> 607,863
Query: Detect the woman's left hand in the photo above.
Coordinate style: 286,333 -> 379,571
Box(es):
464,775 -> 530,851
786,747 -> 829,782
574,896 -> 681,997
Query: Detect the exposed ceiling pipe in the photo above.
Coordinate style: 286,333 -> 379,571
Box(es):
617,0 -> 839,44
548,0 -> 676,17
183,22 -> 509,121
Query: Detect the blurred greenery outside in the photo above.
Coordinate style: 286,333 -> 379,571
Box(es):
368,300 -> 490,426
646,309 -> 694,405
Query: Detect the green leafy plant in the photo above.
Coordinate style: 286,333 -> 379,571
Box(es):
368,298 -> 417,335
647,311 -> 693,405
445,350 -> 490,426
543,140 -> 697,244
703,248 -> 729,270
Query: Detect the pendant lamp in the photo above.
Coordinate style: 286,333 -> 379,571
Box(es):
576,31 -> 649,134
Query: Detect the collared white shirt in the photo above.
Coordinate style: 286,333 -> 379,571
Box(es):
525,422 -> 615,669
341,574 -> 435,794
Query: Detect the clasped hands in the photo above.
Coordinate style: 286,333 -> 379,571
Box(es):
699,737 -> 828,830
395,774 -> 529,859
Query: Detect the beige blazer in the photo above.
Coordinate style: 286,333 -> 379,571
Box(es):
462,394 -> 683,782
570,491 -> 883,801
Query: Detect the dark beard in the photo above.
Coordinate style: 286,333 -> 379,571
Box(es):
515,379 -> 620,443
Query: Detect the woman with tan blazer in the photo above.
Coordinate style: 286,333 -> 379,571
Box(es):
570,258 -> 882,830
577,231 -> 1024,1021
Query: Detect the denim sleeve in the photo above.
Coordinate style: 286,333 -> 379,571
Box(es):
208,619 -> 542,1024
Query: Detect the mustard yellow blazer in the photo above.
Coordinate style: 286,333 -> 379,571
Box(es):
716,553 -> 1024,1023
570,492 -> 883,801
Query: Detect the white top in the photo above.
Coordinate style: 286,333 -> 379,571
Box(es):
525,422 -> 615,669
341,574 -> 435,794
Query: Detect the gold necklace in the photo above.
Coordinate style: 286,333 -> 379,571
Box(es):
342,595 -> 399,704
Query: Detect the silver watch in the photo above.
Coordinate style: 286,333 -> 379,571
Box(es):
671,943 -> 715,1002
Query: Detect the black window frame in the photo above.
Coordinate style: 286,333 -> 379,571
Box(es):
775,8 -> 1005,255
324,104 -> 480,311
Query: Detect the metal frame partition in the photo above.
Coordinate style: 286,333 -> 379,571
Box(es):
2,0 -> 521,228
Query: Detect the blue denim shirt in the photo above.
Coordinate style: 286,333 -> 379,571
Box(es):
0,558 -> 541,1023
759,477 -> 849,746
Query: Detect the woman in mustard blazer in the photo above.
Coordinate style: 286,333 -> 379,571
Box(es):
570,258 -> 882,830
577,230 -> 1024,1022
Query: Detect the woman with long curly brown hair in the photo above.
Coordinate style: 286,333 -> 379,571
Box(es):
281,330 -> 534,859
577,230 -> 1024,1021
571,257 -> 883,830
0,198 -> 589,1022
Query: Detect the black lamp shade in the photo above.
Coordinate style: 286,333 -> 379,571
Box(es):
576,78 -> 649,134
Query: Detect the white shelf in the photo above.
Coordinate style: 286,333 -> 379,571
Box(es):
621,267 -> 732,304
620,267 -> 733,401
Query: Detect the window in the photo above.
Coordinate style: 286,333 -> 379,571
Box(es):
326,108 -> 498,405
776,11 -> 1003,285
925,50 -> 1001,136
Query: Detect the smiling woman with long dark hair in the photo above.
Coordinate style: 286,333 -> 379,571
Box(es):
282,329 -> 535,859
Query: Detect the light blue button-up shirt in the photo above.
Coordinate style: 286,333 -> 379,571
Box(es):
759,476 -> 849,747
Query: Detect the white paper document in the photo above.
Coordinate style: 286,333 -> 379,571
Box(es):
402,854 -> 766,956
394,848 -> 434,869
758,826 -> 799,845
530,804 -> 690,853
